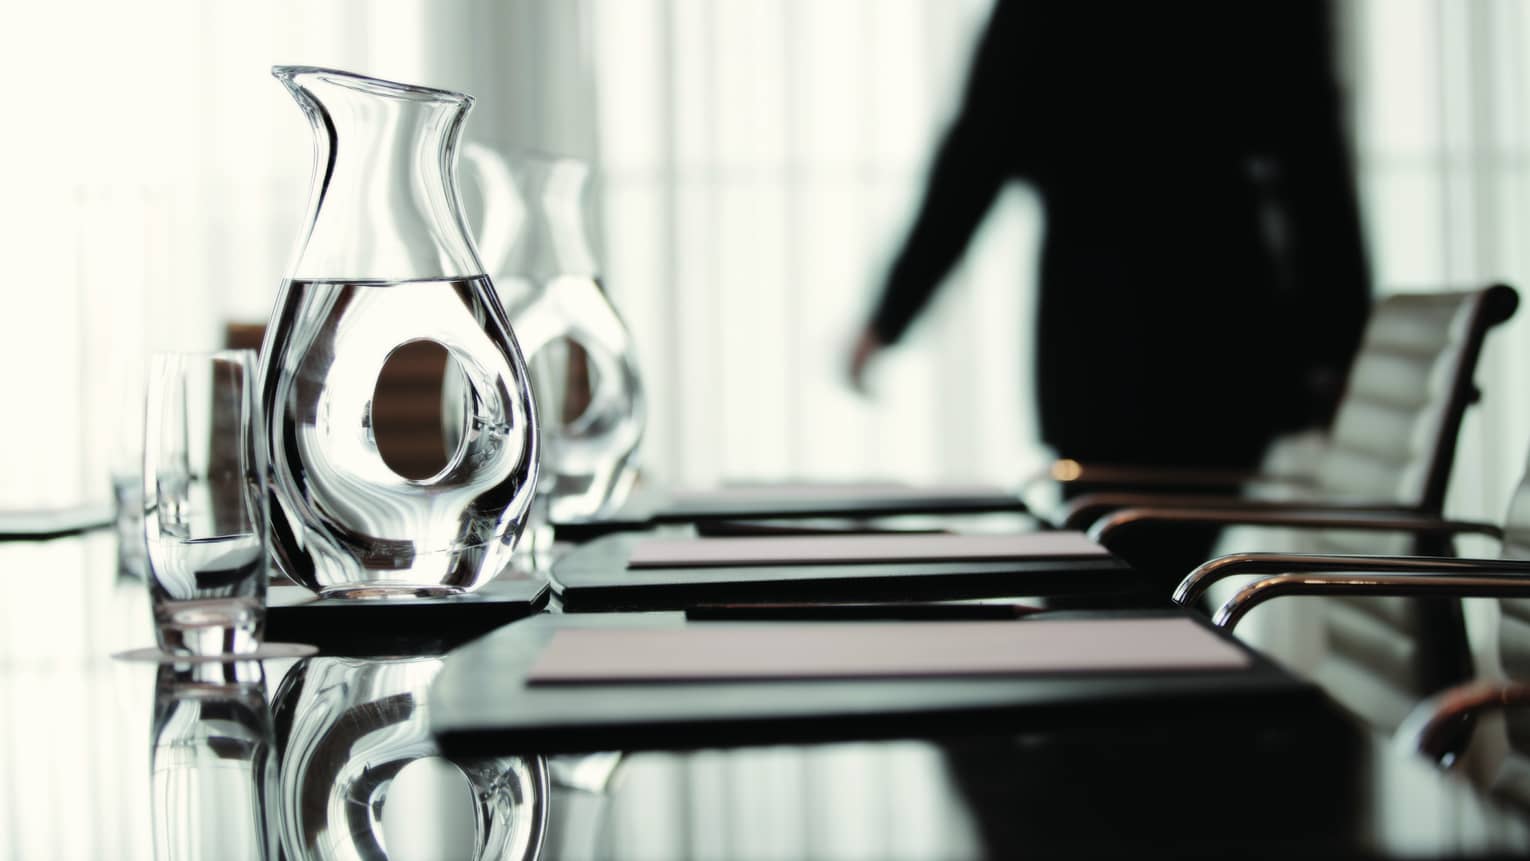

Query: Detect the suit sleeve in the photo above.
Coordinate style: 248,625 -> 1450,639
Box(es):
1263,0 -> 1373,425
868,1 -> 1020,345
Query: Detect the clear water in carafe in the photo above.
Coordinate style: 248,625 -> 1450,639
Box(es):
258,275 -> 537,597
501,275 -> 644,523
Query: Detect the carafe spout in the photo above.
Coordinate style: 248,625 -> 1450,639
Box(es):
272,65 -> 483,281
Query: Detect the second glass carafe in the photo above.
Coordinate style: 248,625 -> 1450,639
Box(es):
459,146 -> 645,527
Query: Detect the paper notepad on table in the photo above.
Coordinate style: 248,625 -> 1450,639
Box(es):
626,531 -> 1108,568
527,617 -> 1249,684
666,482 -> 1012,505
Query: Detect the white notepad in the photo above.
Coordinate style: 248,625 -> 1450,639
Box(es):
526,617 -> 1250,684
667,482 -> 1013,505
626,531 -> 1109,568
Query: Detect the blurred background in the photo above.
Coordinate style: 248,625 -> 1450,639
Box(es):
4,2 -> 1530,857
3,0 -> 1530,535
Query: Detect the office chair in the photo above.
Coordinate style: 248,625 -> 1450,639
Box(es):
696,286 -> 1514,549
1078,284 -> 1518,730
1164,439 -> 1530,734
1053,284 -> 1520,541
1398,676 -> 1530,810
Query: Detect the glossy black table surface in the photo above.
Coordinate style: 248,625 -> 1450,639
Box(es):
5,529 -> 1530,859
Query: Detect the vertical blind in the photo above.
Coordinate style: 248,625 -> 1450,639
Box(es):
587,0 -> 1039,493
0,1 -> 433,510
5,3 -> 1527,517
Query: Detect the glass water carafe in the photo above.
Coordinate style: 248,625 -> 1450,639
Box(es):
256,67 -> 539,597
459,146 -> 645,525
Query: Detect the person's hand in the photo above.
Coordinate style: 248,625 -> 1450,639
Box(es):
846,328 -> 884,396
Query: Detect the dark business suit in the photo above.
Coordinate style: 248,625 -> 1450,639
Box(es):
908,10 -> 1375,839
868,0 -> 1371,470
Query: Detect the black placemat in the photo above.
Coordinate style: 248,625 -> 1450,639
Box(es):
551,485 -> 1031,541
428,609 -> 1326,756
0,503 -> 115,541
265,570 -> 549,654
550,532 -> 1139,611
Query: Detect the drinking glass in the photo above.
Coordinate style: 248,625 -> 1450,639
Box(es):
143,349 -> 268,656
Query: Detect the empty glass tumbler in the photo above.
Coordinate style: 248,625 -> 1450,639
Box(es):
458,145 -> 645,525
256,67 -> 539,597
143,349 -> 268,656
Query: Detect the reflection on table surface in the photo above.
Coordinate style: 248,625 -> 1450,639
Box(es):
3,531 -> 1530,859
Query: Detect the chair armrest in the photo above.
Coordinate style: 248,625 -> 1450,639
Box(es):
1087,505 -> 1502,548
1174,552 -> 1530,608
1211,569 -> 1530,631
1026,459 -> 1304,492
694,519 -> 950,536
1023,462 -> 1316,521
1058,492 -> 1420,531
1395,680 -> 1530,768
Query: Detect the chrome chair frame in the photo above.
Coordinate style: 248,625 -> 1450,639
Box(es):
1397,680 -> 1530,769
1090,506 -> 1501,550
1200,567 -> 1530,630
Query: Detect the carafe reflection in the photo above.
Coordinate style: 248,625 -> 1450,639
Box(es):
149,660 -> 278,861
257,67 -> 539,598
271,655 -> 547,860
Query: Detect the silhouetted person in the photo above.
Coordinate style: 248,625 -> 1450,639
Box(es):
856,7 -> 1374,849
849,0 -> 1371,484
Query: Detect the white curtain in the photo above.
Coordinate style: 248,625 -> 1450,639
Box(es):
0,0 -> 1041,513
585,0 -> 1041,493
6,4 -> 1528,526
0,1 -> 440,511
1345,0 -> 1530,521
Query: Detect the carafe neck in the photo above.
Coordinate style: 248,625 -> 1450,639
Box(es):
463,147 -> 598,281
274,66 -> 483,281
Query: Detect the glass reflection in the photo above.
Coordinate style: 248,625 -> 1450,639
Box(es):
150,659 -> 278,861
271,655 -> 547,860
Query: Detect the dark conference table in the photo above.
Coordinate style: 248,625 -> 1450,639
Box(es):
6,528 -> 1530,859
